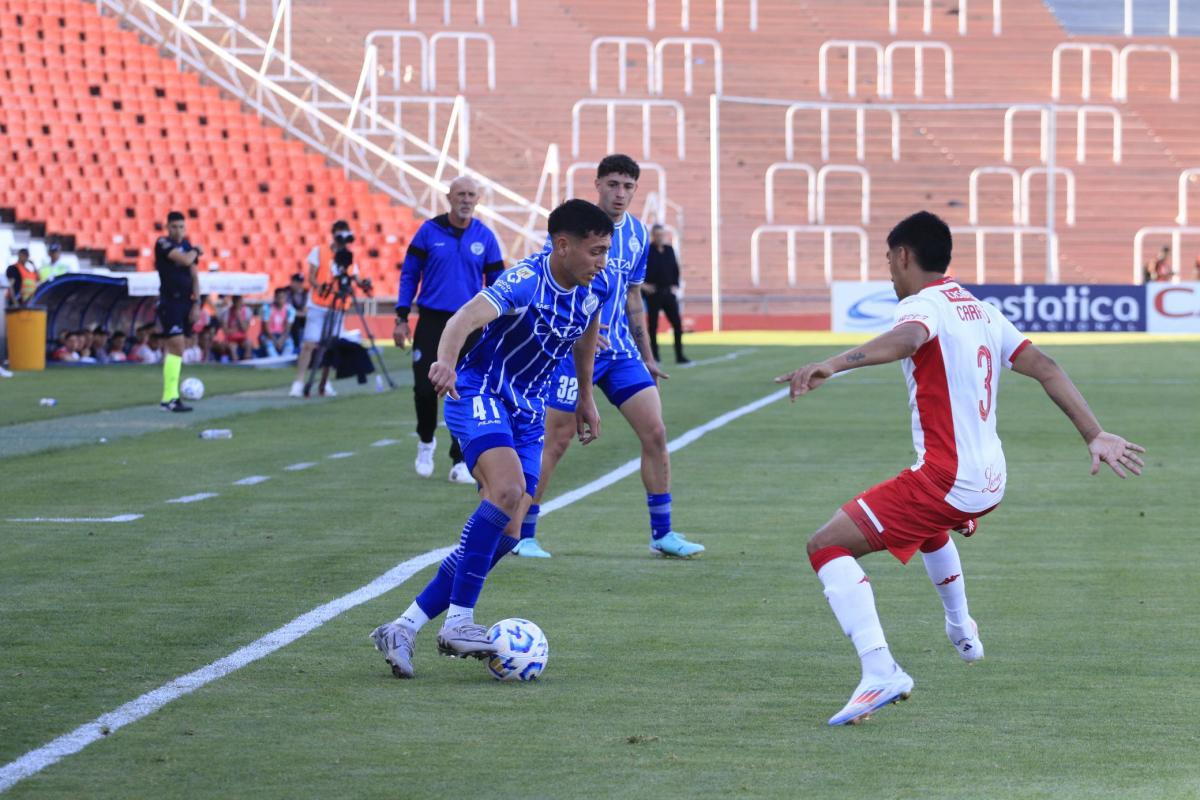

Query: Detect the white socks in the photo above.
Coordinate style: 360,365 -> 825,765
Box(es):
393,602 -> 429,633
444,604 -> 473,627
921,537 -> 971,635
817,556 -> 896,679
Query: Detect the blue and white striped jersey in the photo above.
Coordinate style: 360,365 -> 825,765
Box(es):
541,212 -> 648,361
457,251 -> 601,418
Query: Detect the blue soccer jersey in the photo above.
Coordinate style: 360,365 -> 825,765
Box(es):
455,251 -> 601,418
542,212 -> 647,361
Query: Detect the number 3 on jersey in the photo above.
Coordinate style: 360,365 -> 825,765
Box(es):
472,395 -> 502,421
556,376 -> 578,404
976,345 -> 993,421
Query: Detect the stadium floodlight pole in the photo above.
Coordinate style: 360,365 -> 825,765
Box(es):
709,92 -> 721,332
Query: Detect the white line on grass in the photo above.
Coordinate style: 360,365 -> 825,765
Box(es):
6,514 -> 144,524
327,452 -> 356,460
676,348 -> 756,369
283,462 -> 316,472
0,387 -> 788,793
370,439 -> 399,447
164,493 -> 219,505
233,476 -> 271,486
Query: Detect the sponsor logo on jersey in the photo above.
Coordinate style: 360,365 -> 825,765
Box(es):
470,241 -> 485,256
515,266 -> 535,279
940,286 -> 975,303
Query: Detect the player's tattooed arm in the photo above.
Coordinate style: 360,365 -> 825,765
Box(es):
625,287 -> 668,380
774,323 -> 927,400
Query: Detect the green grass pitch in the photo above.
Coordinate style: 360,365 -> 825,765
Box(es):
1,343 -> 1197,799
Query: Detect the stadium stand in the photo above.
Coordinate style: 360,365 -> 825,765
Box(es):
0,0 -> 420,296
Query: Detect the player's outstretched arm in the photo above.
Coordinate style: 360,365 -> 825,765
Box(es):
572,315 -> 602,445
428,295 -> 498,400
1011,344 -> 1146,478
774,322 -> 928,401
625,287 -> 667,381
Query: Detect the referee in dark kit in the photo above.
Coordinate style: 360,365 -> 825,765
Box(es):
155,210 -> 202,412
393,175 -> 504,484
642,224 -> 689,364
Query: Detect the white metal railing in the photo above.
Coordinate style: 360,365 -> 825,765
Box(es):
589,36 -> 654,95
1051,43 -> 1119,101
1126,0 -> 1178,37
654,37 -> 722,96
784,103 -> 901,162
571,98 -> 686,159
952,226 -> 1060,283
1021,166 -> 1076,226
429,32 -> 496,92
764,163 -> 817,224
109,0 -> 548,257
401,0 -> 518,26
1117,44 -> 1179,102
1177,168 -> 1200,224
889,0 -> 1002,35
818,40 -> 884,99
1003,104 -> 1122,164
749,225 -> 870,286
1052,43 -> 1179,103
882,41 -> 954,99
1133,226 -> 1198,283
565,161 -> 669,217
968,166 -> 1021,225
815,165 -> 870,225
366,30 -> 430,93
647,0 -> 758,32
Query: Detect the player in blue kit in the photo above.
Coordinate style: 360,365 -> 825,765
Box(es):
369,199 -> 612,678
514,155 -> 705,559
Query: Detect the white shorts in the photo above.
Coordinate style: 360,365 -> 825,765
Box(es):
302,305 -> 342,343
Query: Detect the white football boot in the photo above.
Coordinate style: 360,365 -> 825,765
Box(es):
827,666 -> 915,726
414,438 -> 436,478
448,462 -> 475,485
946,617 -> 984,663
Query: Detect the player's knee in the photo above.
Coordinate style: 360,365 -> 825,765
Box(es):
639,419 -> 668,453
487,481 -> 526,515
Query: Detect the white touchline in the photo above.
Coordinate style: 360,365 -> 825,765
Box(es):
327,452 -> 356,460
164,493 -> 219,505
370,439 -> 400,447
0,387 -> 789,793
283,462 -> 316,472
6,514 -> 144,524
676,348 -> 757,369
233,476 -> 271,486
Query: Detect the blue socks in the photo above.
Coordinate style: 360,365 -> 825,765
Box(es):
648,492 -> 672,540
521,504 -> 540,540
415,500 -> 511,618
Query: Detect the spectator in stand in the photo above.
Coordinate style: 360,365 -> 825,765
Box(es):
1194,253 -> 1200,280
641,224 -> 690,365
90,328 -> 111,364
265,288 -> 295,356
129,324 -> 157,363
107,331 -> 128,363
51,330 -> 79,362
1153,245 -> 1173,282
286,272 -> 308,353
76,330 -> 96,363
6,248 -> 37,308
222,294 -> 251,361
38,243 -> 70,283
197,326 -> 216,363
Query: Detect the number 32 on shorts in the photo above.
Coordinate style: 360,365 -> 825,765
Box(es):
556,376 -> 578,403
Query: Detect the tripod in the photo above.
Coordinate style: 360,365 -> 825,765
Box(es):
304,278 -> 396,397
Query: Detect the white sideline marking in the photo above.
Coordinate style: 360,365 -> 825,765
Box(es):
165,493 -> 218,505
284,462 -> 316,472
371,439 -> 400,447
233,476 -> 270,486
676,348 -> 756,369
0,547 -> 452,793
7,514 -> 144,524
0,388 -> 787,793
327,452 -> 356,460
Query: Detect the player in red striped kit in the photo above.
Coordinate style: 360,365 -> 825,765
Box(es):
776,211 -> 1146,726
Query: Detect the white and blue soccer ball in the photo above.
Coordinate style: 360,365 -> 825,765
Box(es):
486,618 -> 548,682
180,377 -> 205,401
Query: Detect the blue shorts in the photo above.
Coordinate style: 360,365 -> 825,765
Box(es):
546,356 -> 655,413
443,393 -> 544,497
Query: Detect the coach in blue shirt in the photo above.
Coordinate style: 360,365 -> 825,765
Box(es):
394,175 -> 505,484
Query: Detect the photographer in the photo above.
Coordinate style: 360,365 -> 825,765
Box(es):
394,175 -> 505,483
290,220 -> 360,398
155,211 -> 202,412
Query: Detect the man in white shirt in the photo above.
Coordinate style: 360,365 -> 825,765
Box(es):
776,211 -> 1146,726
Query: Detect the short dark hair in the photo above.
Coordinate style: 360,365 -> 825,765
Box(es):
332,220 -> 351,234
597,154 -> 640,182
887,211 -> 952,273
547,199 -> 615,240
167,211 -> 185,224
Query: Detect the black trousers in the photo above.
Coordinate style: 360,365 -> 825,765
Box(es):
411,307 -> 480,463
644,292 -> 685,362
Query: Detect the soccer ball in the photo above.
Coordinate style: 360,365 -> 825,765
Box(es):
486,618 -> 548,682
180,377 -> 205,401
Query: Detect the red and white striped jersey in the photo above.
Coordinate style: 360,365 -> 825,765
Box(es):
892,277 -> 1031,513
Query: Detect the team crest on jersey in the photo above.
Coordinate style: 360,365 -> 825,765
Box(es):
583,293 -> 599,315
629,237 -> 642,256
470,242 -> 485,256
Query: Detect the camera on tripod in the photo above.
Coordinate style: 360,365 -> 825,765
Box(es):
324,231 -> 373,299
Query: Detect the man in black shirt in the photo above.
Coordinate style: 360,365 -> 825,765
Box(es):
154,211 -> 202,412
642,224 -> 689,364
